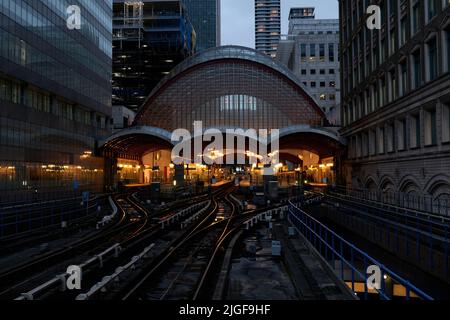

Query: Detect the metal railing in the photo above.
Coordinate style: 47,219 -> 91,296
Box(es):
0,196 -> 107,238
333,186 -> 450,217
288,199 -> 434,300
324,192 -> 450,281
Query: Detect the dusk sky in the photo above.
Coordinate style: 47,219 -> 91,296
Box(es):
221,0 -> 339,48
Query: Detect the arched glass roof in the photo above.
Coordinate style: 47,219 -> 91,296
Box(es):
135,46 -> 326,132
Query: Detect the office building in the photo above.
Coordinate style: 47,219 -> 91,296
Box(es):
183,0 -> 221,52
0,0 -> 113,202
112,0 -> 195,112
340,0 -> 450,210
255,0 -> 281,57
277,8 -> 341,125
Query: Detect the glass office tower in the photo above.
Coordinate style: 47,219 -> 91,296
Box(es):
112,0 -> 196,111
0,0 -> 113,203
183,0 -> 220,52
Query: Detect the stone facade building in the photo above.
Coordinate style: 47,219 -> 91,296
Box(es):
339,0 -> 450,213
277,8 -> 341,125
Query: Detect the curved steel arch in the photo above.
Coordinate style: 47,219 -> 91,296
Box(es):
100,126 -> 174,157
279,125 -> 343,144
101,126 -> 174,147
134,46 -> 327,132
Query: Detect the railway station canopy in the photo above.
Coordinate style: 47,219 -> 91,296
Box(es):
103,46 -> 344,160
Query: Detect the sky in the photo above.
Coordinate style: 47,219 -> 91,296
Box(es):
221,0 -> 339,48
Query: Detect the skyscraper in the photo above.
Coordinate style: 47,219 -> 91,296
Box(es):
277,8 -> 341,125
340,0 -> 450,210
112,0 -> 196,112
183,0 -> 221,52
255,0 -> 281,57
0,0 -> 113,202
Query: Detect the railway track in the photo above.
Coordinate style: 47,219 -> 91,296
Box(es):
0,194 -> 133,299
0,184 -> 232,300
119,185 -> 235,300
118,187 -> 281,301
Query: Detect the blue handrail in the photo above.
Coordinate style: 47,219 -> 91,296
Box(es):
288,199 -> 434,300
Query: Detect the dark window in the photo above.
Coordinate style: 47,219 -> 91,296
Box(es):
425,108 -> 437,146
427,0 -> 437,21
410,114 -> 421,148
329,43 -> 335,62
427,37 -> 438,81
400,61 -> 408,96
412,50 -> 421,88
301,44 -> 307,62
412,3 -> 420,35
447,27 -> 450,72
310,44 -> 316,59
319,44 -> 325,62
